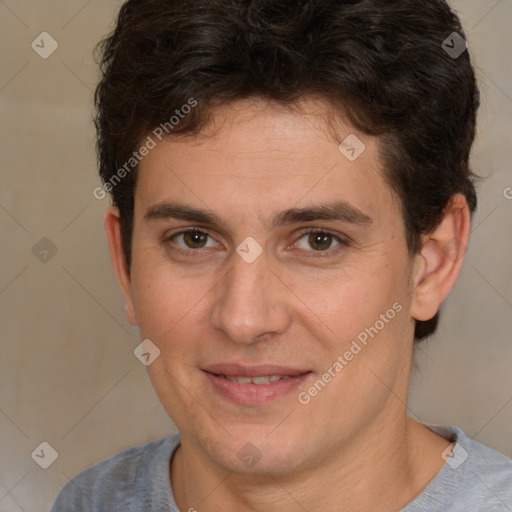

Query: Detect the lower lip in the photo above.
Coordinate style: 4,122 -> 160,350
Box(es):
203,371 -> 313,405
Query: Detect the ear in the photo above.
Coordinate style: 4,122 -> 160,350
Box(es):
410,193 -> 471,322
104,207 -> 137,326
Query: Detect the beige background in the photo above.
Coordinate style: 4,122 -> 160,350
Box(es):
1,1 -> 511,511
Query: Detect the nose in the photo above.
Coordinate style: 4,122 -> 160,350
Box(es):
209,245 -> 291,344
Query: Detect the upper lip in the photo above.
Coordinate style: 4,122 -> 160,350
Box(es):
202,363 -> 312,377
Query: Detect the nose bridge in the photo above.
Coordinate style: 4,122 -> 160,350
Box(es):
210,244 -> 290,343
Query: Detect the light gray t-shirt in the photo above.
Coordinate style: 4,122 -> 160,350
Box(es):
48,424 -> 512,511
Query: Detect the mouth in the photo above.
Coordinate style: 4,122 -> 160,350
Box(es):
202,364 -> 313,405
216,374 -> 294,384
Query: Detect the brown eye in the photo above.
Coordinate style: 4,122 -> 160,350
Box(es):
308,231 -> 334,251
181,230 -> 209,249
167,229 -> 217,255
294,229 -> 347,257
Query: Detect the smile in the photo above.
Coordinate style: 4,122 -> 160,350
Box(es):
202,368 -> 313,405
221,374 -> 292,384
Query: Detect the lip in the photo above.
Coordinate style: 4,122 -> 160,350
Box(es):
202,363 -> 313,405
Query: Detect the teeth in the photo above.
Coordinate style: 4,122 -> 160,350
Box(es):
224,375 -> 290,384
225,376 -> 252,384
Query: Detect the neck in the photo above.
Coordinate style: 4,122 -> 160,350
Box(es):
170,414 -> 450,512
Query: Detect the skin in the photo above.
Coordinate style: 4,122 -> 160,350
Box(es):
105,97 -> 471,512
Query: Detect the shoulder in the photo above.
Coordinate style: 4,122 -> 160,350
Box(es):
407,424 -> 512,511
48,434 -> 180,512
457,427 -> 512,499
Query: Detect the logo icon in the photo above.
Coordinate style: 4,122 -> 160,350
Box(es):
441,442 -> 468,469
31,441 -> 59,469
236,236 -> 263,264
134,339 -> 161,366
441,32 -> 467,59
237,442 -> 263,468
32,237 -> 58,263
441,237 -> 466,263
338,134 -> 366,161
31,32 -> 59,59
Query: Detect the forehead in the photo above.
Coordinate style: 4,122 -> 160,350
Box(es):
134,97 -> 400,227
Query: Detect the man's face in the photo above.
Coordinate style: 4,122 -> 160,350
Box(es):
124,98 -> 419,474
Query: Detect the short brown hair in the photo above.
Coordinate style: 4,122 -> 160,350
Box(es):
94,0 -> 480,341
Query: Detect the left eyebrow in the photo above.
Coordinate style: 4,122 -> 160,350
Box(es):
143,200 -> 373,228
271,201 -> 373,228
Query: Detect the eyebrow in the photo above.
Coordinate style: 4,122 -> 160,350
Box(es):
143,200 -> 373,228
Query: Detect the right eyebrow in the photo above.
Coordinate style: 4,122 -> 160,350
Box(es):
144,201 -> 226,227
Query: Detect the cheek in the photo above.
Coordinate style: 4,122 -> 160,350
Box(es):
130,259 -> 197,340
311,261 -> 404,337
314,266 -> 411,396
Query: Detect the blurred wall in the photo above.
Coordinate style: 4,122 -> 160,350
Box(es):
0,1 -> 511,510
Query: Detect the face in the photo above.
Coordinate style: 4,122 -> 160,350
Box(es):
112,98 -> 423,474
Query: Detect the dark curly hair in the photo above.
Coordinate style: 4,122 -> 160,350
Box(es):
93,0 -> 480,342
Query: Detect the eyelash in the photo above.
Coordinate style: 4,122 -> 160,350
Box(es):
164,227 -> 348,259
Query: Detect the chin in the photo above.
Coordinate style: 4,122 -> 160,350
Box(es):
197,425 -> 308,475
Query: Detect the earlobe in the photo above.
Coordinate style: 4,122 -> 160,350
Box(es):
410,194 -> 471,322
104,207 -> 138,326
